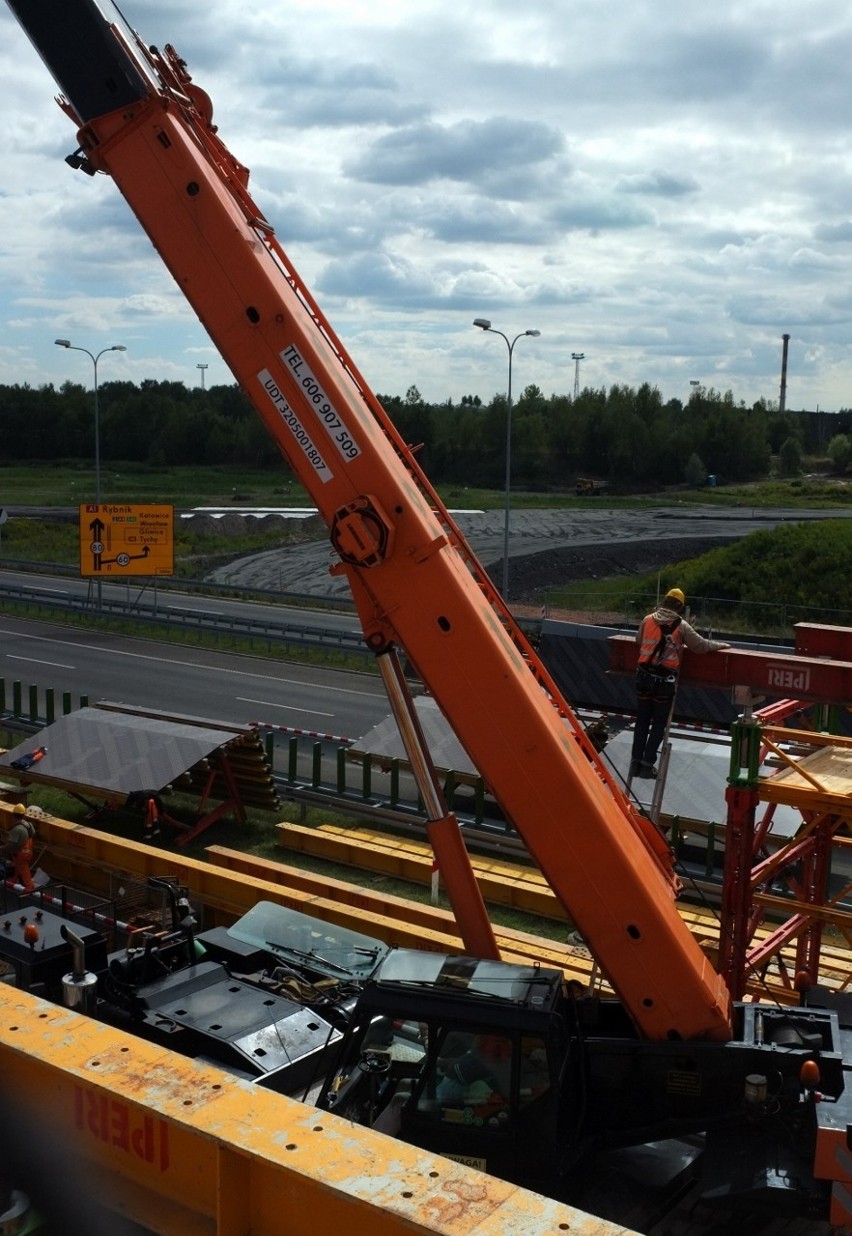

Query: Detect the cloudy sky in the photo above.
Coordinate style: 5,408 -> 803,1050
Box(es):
2,0 -> 852,414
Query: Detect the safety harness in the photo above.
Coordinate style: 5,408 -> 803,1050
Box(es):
644,615 -> 682,669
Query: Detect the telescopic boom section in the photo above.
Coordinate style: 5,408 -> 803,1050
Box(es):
7,0 -> 731,1040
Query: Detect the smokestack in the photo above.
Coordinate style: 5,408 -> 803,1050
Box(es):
779,333 -> 790,413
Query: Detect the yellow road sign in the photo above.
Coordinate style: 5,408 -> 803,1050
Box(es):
79,503 -> 174,577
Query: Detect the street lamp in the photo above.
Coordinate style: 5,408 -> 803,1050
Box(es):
55,339 -> 126,612
472,318 -> 541,601
197,362 -> 208,389
54,339 -> 127,503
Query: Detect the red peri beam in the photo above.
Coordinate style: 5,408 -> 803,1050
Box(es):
608,636 -> 852,705
755,699 -> 811,724
794,623 -> 852,660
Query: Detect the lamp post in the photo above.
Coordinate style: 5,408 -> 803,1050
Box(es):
54,339 -> 126,503
197,362 -> 208,389
473,318 -> 541,601
55,339 -> 126,610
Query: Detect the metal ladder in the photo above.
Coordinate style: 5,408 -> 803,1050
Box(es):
625,693 -> 678,827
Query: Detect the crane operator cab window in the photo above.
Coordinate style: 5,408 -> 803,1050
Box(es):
402,1028 -> 556,1185
320,1016 -> 557,1184
321,1014 -> 431,1129
421,1030 -> 513,1124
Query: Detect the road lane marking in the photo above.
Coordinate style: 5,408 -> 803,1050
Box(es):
237,697 -> 334,717
0,626 -> 385,697
166,606 -> 223,616
6,654 -> 75,669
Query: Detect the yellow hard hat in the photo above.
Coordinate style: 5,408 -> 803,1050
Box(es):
12,804 -> 27,814
665,587 -> 686,606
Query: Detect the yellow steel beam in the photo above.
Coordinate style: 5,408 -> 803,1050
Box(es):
26,813 -> 583,972
274,820 -> 566,920
24,812 -> 852,1002
753,892 -> 852,928
30,815 -> 457,947
0,984 -> 629,1236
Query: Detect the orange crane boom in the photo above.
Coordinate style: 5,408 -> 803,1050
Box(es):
5,0 -> 730,1041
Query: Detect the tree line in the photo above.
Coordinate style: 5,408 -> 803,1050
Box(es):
3,377 -> 850,490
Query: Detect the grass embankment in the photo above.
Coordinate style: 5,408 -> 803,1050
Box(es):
543,518 -> 852,633
3,461 -> 852,512
0,463 -> 316,509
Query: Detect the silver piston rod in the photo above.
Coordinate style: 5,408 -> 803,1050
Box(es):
376,649 -> 498,959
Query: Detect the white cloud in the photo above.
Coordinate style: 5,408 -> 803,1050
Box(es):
0,0 -> 852,409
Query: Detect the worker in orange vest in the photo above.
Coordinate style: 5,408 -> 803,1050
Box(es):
630,588 -> 729,780
126,789 -> 166,841
143,793 -> 163,841
0,805 -> 38,892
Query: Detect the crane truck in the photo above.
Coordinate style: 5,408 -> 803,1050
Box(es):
4,0 -> 852,1228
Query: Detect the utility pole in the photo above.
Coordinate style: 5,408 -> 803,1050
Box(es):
197,362 -> 209,389
571,352 -> 585,399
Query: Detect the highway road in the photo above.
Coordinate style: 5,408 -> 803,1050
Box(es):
3,503 -> 848,742
0,615 -> 390,742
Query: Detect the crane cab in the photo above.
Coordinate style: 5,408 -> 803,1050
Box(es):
317,949 -> 572,1195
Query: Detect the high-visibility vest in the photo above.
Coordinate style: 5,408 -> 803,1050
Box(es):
638,615 -> 683,672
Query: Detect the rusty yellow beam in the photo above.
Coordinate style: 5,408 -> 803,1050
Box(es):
275,821 -> 565,921
0,985 -> 626,1235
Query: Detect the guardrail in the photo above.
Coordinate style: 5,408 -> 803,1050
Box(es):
0,677 -> 496,833
0,580 -> 371,659
2,558 -> 358,612
0,676 -> 730,878
263,728 -> 497,833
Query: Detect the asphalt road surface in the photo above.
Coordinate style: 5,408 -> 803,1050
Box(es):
0,616 -> 388,741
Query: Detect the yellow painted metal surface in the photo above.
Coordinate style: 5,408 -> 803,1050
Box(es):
275,820 -> 566,920
27,812 -> 582,970
32,814 -> 462,948
0,985 -> 630,1235
17,809 -> 852,1001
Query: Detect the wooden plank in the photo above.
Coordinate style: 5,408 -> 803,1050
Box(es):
761,744 -> 852,806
